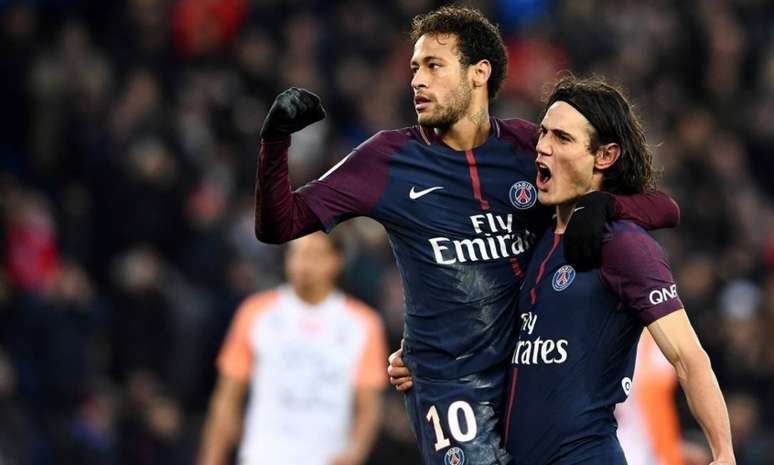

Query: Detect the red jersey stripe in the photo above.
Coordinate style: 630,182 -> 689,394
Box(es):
464,149 -> 490,210
529,234 -> 561,305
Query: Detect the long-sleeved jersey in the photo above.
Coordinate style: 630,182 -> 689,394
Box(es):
504,221 -> 683,465
255,118 -> 679,381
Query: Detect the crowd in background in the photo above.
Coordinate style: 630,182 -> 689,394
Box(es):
1,0 -> 773,464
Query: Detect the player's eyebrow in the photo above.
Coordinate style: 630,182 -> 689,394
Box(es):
541,124 -> 576,142
410,55 -> 445,67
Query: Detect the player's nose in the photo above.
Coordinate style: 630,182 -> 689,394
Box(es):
411,69 -> 428,90
536,135 -> 552,157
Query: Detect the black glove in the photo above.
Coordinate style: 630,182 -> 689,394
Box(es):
563,191 -> 615,271
260,87 -> 326,141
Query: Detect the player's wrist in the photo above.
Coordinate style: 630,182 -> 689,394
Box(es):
259,134 -> 291,145
347,444 -> 369,464
713,451 -> 735,464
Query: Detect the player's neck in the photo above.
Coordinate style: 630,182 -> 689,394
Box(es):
554,203 -> 576,234
437,106 -> 491,151
292,285 -> 334,306
555,183 -> 604,233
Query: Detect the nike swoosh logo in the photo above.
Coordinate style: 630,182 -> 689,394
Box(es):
409,186 -> 444,200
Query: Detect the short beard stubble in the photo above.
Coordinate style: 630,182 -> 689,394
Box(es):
420,75 -> 473,129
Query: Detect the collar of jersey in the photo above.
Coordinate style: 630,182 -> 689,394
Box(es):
417,116 -> 503,148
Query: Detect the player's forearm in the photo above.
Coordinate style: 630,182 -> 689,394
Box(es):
348,388 -> 384,463
255,138 -> 323,243
612,190 -> 680,230
676,348 -> 735,463
198,397 -> 243,465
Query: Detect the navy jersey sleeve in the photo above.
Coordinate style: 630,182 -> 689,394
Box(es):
600,222 -> 684,324
255,138 -> 324,243
611,190 -> 680,230
297,131 -> 396,231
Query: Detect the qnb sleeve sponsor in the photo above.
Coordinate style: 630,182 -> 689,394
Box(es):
600,221 -> 684,324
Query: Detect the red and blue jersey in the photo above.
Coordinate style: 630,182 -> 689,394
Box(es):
504,221 -> 684,465
298,118 -> 548,379
256,117 -> 679,465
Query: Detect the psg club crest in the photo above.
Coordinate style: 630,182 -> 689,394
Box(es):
552,265 -> 576,292
509,181 -> 537,209
444,447 -> 465,465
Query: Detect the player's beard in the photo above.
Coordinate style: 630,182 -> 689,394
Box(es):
420,77 -> 472,129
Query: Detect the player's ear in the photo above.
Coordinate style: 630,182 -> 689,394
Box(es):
594,143 -> 621,170
470,59 -> 491,90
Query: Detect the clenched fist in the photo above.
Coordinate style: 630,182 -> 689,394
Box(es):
260,87 -> 326,141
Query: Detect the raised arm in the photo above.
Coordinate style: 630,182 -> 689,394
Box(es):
647,311 -> 735,465
254,88 -> 327,244
255,138 -> 323,243
256,88 -> 394,243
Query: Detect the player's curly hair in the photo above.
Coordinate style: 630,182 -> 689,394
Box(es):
410,6 -> 508,100
544,74 -> 657,194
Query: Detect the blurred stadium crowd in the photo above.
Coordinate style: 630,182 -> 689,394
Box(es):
0,0 -> 773,464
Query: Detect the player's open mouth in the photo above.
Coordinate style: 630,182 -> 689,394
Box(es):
536,162 -> 552,189
414,95 -> 431,111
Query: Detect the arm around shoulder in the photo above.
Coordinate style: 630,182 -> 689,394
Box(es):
611,190 -> 680,230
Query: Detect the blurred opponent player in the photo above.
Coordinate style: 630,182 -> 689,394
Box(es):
254,7 -> 678,465
504,76 -> 734,465
197,232 -> 387,465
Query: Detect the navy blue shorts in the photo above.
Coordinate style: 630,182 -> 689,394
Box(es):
546,435 -> 627,465
403,367 -> 512,465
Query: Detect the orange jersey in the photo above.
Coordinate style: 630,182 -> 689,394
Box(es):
616,330 -> 683,465
217,286 -> 387,465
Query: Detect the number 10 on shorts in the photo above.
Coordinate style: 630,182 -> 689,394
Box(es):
426,401 -> 478,451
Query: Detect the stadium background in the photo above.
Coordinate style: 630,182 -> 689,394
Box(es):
0,0 -> 773,464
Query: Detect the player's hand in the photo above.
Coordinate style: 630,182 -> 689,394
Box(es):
387,347 -> 413,392
260,87 -> 326,141
563,191 -> 615,271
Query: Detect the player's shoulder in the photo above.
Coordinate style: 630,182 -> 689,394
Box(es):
497,117 -> 538,134
237,288 -> 282,316
227,289 -> 283,335
355,127 -> 415,155
601,220 -> 667,269
606,219 -> 654,241
604,220 -> 663,249
495,117 -> 539,154
342,295 -> 384,326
